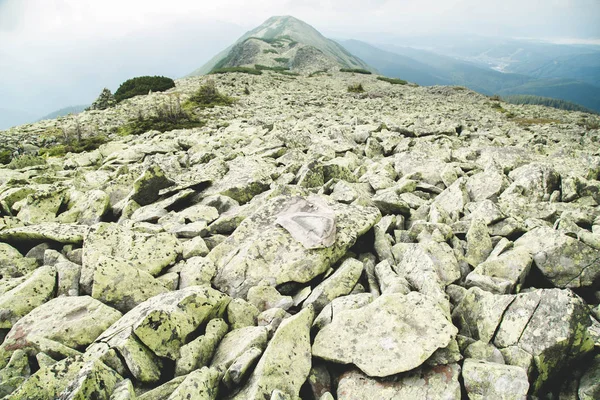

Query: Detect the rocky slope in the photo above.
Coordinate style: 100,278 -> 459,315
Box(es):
0,70 -> 600,399
188,16 -> 373,75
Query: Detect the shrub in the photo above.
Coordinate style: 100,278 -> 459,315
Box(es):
377,76 -> 407,85
6,154 -> 46,169
340,68 -> 372,75
309,70 -> 328,77
187,81 -> 235,108
114,76 -> 175,103
347,83 -> 365,93
263,49 -> 278,54
211,67 -> 262,75
274,57 -> 289,64
255,64 -> 289,72
276,71 -> 299,77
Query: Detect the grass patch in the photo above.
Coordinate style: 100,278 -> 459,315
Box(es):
263,49 -> 278,54
274,57 -> 289,64
39,136 -> 108,157
377,76 -> 407,85
211,67 -> 262,75
340,68 -> 372,75
347,83 -> 365,93
6,154 -> 46,169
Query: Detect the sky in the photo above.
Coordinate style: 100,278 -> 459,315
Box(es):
1,0 -> 599,124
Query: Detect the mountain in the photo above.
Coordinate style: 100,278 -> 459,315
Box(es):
0,108 -> 39,130
188,16 -> 373,75
38,105 -> 89,121
341,39 -> 600,112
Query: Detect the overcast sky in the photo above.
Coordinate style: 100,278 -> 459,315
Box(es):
1,0 -> 599,121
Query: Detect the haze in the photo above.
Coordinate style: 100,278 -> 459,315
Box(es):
1,0 -> 599,127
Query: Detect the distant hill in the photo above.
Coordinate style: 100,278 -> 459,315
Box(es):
188,16 -> 373,76
501,94 -> 597,114
340,39 -> 600,112
38,105 -> 89,121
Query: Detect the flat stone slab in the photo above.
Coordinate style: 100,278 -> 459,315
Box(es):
312,292 -> 457,377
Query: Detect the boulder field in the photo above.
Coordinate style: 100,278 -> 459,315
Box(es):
0,71 -> 599,399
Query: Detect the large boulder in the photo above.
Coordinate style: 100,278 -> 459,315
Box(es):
312,292 -> 457,377
453,287 -> 593,393
210,195 -> 380,298
97,286 -> 230,360
0,266 -> 56,330
514,226 -> 600,289
462,359 -> 529,400
81,222 -> 180,294
337,364 -> 461,399
0,296 -> 121,368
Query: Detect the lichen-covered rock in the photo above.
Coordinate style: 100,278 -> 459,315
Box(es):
247,285 -> 293,312
0,223 -> 88,244
463,359 -> 529,400
222,346 -> 263,390
465,218 -> 493,267
231,306 -> 314,399
168,367 -> 220,400
210,194 -> 380,298
205,156 -> 274,204
210,325 -> 268,372
514,226 -> 600,289
313,293 -> 373,330
82,222 -> 180,291
9,355 -> 119,400
302,257 -> 363,313
0,296 -> 121,368
313,292 -> 457,377
0,265 -> 56,330
90,255 -> 169,312
454,287 -> 593,393
97,286 -> 230,360
0,350 -> 30,397
0,242 -> 37,279
175,318 -> 228,376
226,298 -> 260,329
336,364 -> 461,399
466,248 -> 533,294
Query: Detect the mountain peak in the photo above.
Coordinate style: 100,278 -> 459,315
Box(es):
188,16 -> 373,76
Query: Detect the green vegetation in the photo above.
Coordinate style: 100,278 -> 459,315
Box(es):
501,95 -> 597,114
512,117 -> 562,126
0,149 -> 12,165
38,136 -> 108,157
187,82 -> 235,109
340,68 -> 372,75
6,154 -> 46,169
114,76 -> 175,103
347,83 -> 365,93
211,67 -> 263,75
274,57 -> 289,64
255,64 -> 290,72
263,49 -> 278,54
309,70 -> 328,77
490,101 -> 515,118
377,76 -> 407,85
